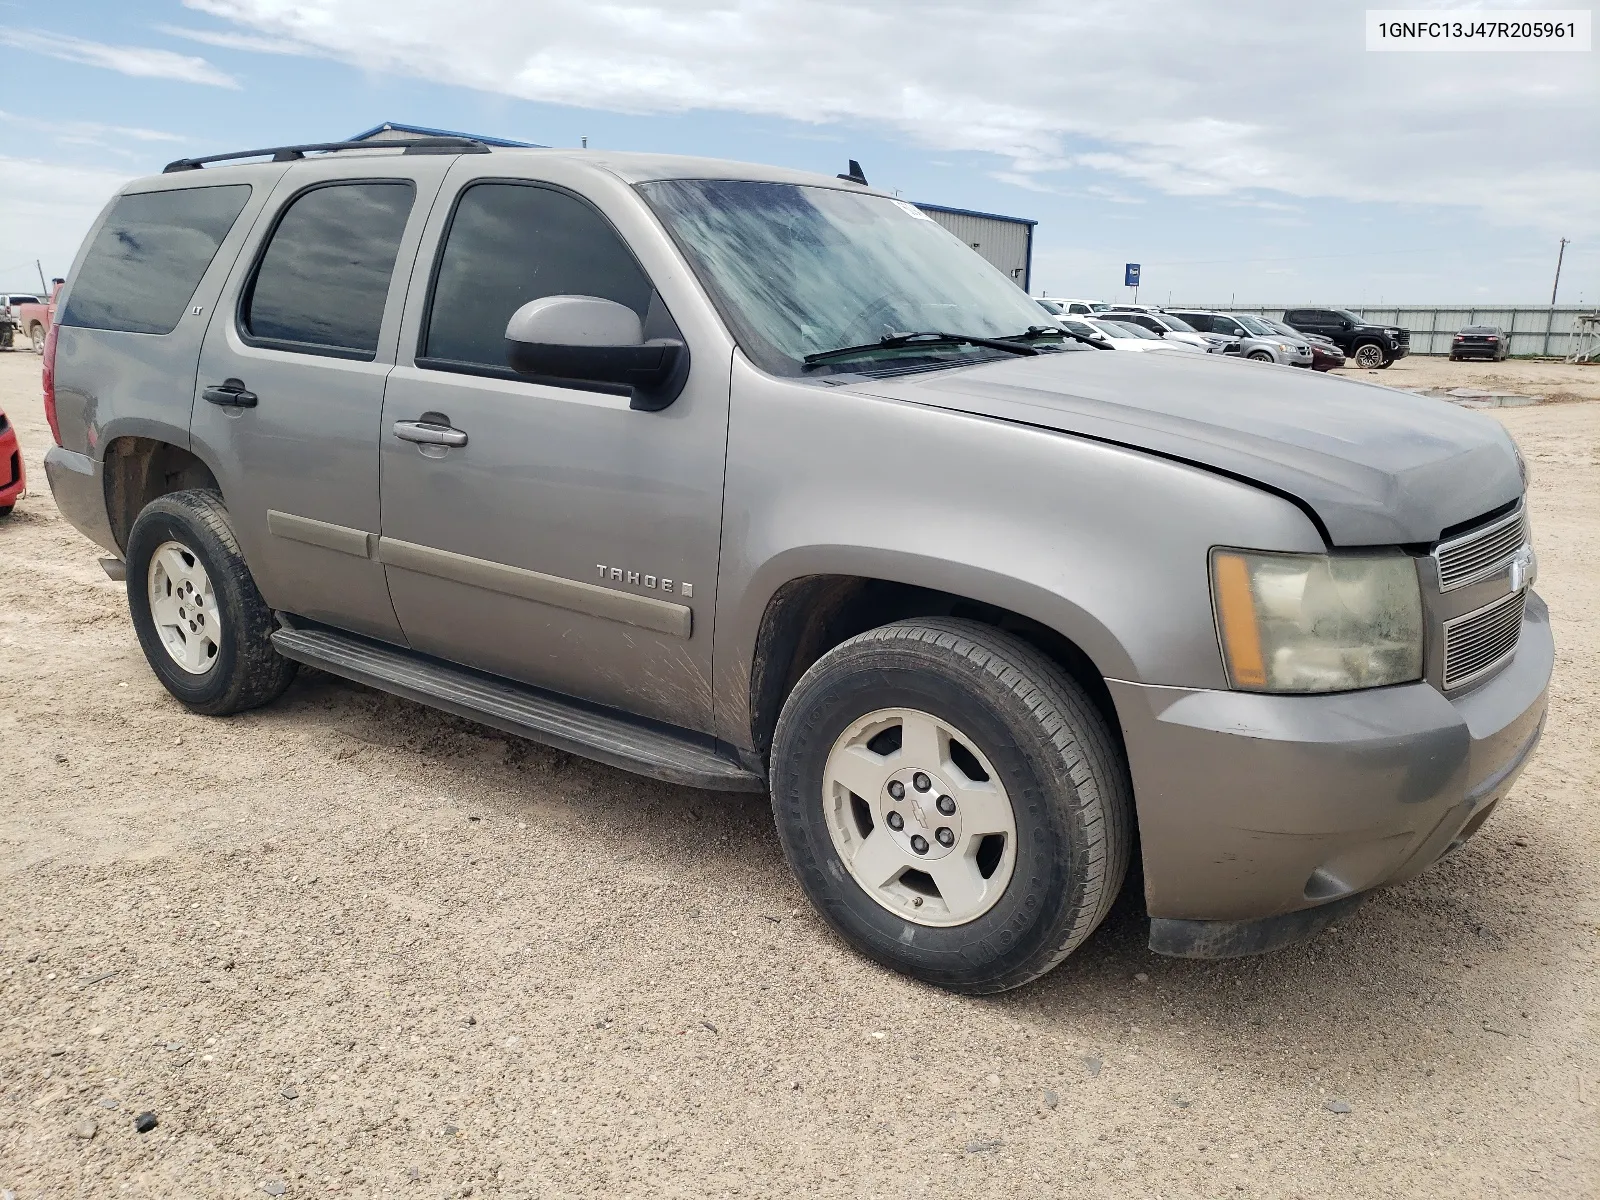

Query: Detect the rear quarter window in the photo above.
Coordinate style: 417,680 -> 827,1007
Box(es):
62,185 -> 251,336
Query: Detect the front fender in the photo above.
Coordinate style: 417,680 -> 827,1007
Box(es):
710,358 -> 1326,754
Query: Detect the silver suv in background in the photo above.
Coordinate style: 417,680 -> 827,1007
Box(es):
44,137 -> 1551,994
1169,310 -> 1313,366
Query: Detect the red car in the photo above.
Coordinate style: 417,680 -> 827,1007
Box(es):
0,401 -> 23,517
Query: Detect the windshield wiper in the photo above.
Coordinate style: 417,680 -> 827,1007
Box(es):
802,330 -> 1040,368
999,324 -> 1108,349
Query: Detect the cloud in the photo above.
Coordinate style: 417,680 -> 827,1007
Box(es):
0,157 -> 131,284
154,24 -> 322,57
175,0 -> 1596,237
0,111 -> 187,150
0,29 -> 239,88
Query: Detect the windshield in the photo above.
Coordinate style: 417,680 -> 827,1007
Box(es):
1152,313 -> 1197,333
1236,314 -> 1277,337
1333,309 -> 1363,324
639,179 -> 1077,375
1036,299 -> 1064,315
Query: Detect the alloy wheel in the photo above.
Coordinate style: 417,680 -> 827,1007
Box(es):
146,539 -> 223,674
821,707 -> 1017,927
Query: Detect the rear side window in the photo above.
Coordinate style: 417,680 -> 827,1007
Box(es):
422,182 -> 655,369
62,185 -> 251,336
1178,313 -> 1215,332
241,181 -> 415,359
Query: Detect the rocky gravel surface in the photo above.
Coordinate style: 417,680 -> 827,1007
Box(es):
1,350 -> 1596,1197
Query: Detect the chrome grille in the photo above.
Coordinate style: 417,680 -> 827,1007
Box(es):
1443,590 -> 1526,690
1435,508 -> 1526,591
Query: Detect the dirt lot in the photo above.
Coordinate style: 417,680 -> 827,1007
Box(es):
1,348 -> 1596,1199
1334,354 -> 1600,403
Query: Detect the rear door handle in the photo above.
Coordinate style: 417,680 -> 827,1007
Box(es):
393,419 -> 467,447
202,378 -> 257,408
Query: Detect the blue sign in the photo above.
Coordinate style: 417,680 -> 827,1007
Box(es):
1124,263 -> 1141,288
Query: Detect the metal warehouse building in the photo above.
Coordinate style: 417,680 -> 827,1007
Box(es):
352,124 -> 1036,289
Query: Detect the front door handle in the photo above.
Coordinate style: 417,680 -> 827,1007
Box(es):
393,419 -> 467,448
202,378 -> 257,408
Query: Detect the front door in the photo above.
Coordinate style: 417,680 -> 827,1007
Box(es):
377,176 -> 729,731
190,156 -> 451,642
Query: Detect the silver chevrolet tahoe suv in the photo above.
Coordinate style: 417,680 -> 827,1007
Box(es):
43,137 -> 1551,993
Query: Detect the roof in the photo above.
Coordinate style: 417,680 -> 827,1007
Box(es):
349,121 -> 543,148
911,201 -> 1037,228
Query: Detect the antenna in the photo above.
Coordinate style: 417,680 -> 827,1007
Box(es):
836,159 -> 868,185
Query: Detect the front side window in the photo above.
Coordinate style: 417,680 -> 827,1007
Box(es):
639,179 -> 1082,376
63,184 -> 251,336
423,182 -> 656,370
241,181 -> 415,358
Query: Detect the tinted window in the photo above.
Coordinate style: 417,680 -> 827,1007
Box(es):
424,182 -> 654,368
62,185 -> 251,335
243,181 -> 414,357
1175,313 -> 1215,332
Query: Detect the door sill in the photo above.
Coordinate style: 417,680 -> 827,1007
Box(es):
271,621 -> 766,792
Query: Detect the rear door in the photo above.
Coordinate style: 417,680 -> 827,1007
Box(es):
190,155 -> 453,642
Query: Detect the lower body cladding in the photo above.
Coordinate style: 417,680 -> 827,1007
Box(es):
1110,591 -> 1552,957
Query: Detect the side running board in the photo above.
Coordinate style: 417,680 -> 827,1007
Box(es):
270,624 -> 766,792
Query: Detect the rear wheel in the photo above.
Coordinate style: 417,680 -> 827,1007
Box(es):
1353,342 -> 1387,369
29,323 -> 45,354
0,505 -> 13,518
770,618 -> 1132,994
126,490 -> 296,715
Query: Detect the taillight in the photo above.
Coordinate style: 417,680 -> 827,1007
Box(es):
42,322 -> 61,446
1485,336 -> 1499,342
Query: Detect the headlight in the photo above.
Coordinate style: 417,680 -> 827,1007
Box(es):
1211,550 -> 1423,693
1276,342 -> 1291,352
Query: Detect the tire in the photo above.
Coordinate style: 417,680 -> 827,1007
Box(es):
29,324 -> 45,354
0,504 -> 12,518
1246,349 -> 1273,362
125,490 -> 297,716
770,618 -> 1133,994
1352,342 -> 1387,369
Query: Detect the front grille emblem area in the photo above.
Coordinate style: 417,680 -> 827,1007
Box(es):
1434,507 -> 1527,592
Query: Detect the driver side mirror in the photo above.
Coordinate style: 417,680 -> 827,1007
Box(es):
504,295 -> 689,412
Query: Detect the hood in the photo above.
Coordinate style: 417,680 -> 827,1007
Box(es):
850,350 -> 1521,546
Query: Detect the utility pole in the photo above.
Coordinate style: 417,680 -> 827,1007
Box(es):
1550,238 -> 1569,306
36,260 -> 47,293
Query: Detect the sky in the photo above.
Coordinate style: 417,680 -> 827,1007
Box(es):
0,0 -> 1595,307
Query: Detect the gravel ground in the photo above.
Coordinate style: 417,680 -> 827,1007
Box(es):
1,347 -> 1596,1198
1333,355 -> 1600,403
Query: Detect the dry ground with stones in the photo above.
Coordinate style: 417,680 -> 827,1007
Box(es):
1,347 -> 1596,1198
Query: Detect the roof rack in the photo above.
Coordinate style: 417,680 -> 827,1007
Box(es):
163,136 -> 490,174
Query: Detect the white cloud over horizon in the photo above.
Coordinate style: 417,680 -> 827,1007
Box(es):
175,0 -> 1597,237
0,29 -> 239,88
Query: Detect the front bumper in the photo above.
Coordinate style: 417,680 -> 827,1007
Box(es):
1109,590 -> 1552,941
43,445 -> 120,554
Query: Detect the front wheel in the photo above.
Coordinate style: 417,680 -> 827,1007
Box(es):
770,619 -> 1133,994
1352,342 -> 1387,369
126,490 -> 297,715
1246,349 -> 1273,362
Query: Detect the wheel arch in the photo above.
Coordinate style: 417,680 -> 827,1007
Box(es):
741,557 -> 1131,769
103,435 -> 223,553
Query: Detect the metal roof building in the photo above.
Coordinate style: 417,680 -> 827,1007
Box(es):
351,124 -> 1035,289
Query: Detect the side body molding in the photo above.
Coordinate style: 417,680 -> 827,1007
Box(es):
264,513 -> 694,639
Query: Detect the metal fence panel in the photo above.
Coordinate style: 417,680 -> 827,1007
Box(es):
1182,304 -> 1595,357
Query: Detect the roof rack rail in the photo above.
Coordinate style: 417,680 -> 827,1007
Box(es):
163,136 -> 490,174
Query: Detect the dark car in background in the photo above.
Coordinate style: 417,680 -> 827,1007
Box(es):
1283,308 -> 1408,369
1451,325 -> 1510,362
1254,315 -> 1345,371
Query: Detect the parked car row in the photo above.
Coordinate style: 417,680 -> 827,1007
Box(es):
1034,300 -> 1447,371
